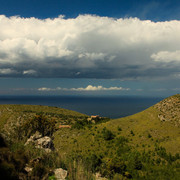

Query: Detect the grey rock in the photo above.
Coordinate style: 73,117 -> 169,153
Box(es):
25,132 -> 54,152
36,136 -> 53,149
24,165 -> 33,173
31,131 -> 42,140
54,168 -> 67,180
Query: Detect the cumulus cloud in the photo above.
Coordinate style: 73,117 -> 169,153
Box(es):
0,68 -> 16,75
38,85 -> 129,91
0,15 -> 180,79
70,85 -> 130,91
23,69 -> 37,75
38,87 -> 55,91
151,50 -> 180,62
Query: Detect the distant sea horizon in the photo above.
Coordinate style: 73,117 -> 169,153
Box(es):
0,95 -> 164,119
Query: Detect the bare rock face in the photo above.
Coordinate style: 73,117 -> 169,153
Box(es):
25,131 -> 54,152
54,168 -> 68,180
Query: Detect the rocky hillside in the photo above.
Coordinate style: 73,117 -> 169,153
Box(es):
154,94 -> 180,127
0,95 -> 179,179
0,104 -> 87,141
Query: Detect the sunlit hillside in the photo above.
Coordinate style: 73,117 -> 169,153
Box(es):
0,95 -> 179,179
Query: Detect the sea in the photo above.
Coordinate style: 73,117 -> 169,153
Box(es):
0,96 -> 163,119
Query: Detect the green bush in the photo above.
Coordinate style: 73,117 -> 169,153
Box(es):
102,157 -> 127,177
102,127 -> 115,141
23,114 -> 56,137
85,153 -> 102,172
148,133 -> 152,138
117,126 -> 122,131
115,136 -> 128,146
32,162 -> 48,178
49,175 -> 57,180
130,130 -> 135,136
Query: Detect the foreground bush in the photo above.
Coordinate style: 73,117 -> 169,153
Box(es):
23,113 -> 56,137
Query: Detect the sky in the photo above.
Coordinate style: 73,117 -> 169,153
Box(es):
0,0 -> 180,96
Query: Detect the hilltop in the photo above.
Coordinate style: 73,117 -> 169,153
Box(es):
0,95 -> 179,179
101,94 -> 180,154
154,94 -> 180,127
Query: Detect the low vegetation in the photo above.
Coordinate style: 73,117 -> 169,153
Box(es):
0,94 -> 179,179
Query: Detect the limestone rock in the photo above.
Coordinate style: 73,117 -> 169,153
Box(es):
24,165 -> 33,173
54,168 -> 67,180
25,132 -> 54,152
31,131 -> 42,140
36,136 -> 53,149
25,131 -> 42,146
154,95 -> 180,127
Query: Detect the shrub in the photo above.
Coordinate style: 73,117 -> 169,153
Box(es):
31,162 -> 48,179
72,119 -> 90,129
0,162 -> 18,180
115,136 -> 128,146
103,157 -> 127,177
48,175 -> 56,180
148,133 -> 152,138
101,127 -> 115,141
0,135 -> 7,147
23,114 -> 56,137
117,126 -> 122,131
130,130 -> 135,136
85,154 -> 102,172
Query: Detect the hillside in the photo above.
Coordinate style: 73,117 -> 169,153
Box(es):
0,104 -> 87,139
0,95 -> 180,179
101,94 -> 180,154
154,94 -> 180,127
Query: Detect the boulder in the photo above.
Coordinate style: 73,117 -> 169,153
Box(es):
54,168 -> 67,180
36,136 -> 53,149
35,136 -> 53,152
31,131 -> 42,140
25,132 -> 54,152
25,131 -> 42,146
24,166 -> 33,173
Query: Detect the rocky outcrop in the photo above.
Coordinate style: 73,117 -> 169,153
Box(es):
25,131 -> 54,152
54,168 -> 68,180
154,94 -> 180,127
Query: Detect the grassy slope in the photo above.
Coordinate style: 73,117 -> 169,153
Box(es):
0,96 -> 179,156
0,95 -> 179,179
105,106 -> 180,154
0,105 -> 86,127
53,95 -> 180,157
0,104 -> 87,135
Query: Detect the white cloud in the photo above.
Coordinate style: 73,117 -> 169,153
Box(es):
71,85 -> 130,91
38,87 -> 53,91
151,50 -> 180,62
38,85 -> 129,91
0,68 -> 16,75
0,15 -> 180,79
38,87 -> 62,91
23,69 -> 37,75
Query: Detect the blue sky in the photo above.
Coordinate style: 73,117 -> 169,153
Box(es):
0,0 -> 180,96
1,0 -> 180,21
